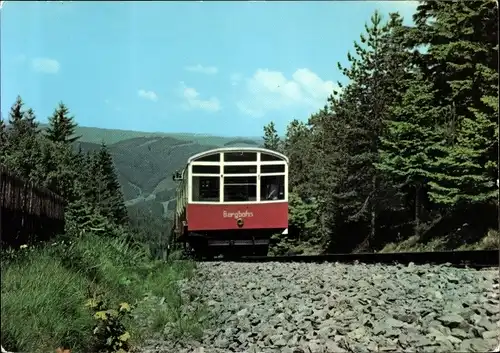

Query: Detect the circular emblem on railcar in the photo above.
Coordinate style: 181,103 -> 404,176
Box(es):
236,218 -> 244,227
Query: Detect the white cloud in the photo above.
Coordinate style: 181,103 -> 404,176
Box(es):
137,89 -> 158,102
237,68 -> 338,118
31,57 -> 60,74
185,64 -> 218,75
179,82 -> 221,112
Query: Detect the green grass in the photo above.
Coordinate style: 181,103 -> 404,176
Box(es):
1,249 -> 94,350
1,234 -> 204,353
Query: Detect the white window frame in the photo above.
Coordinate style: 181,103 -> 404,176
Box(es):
188,151 -> 289,204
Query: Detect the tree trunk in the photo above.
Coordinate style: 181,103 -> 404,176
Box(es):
369,174 -> 377,248
415,183 -> 422,237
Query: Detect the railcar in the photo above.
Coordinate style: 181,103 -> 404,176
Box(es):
171,147 -> 288,258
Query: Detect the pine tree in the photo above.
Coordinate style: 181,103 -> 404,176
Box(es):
262,121 -> 282,152
376,71 -> 445,235
46,102 -> 80,144
0,116 -> 7,164
410,0 -> 498,207
0,116 -> 7,146
327,11 -> 409,248
8,96 -> 39,138
5,98 -> 43,180
283,119 -> 313,196
92,143 -> 128,226
8,95 -> 24,129
43,142 -> 80,200
22,108 -> 39,135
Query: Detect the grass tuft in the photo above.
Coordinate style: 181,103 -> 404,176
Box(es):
1,233 -> 204,353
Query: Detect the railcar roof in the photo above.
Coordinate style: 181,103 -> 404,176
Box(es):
187,147 -> 289,164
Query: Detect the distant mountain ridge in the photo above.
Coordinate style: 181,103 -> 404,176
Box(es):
37,123 -> 262,147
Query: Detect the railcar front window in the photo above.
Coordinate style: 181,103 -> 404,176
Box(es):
192,176 -> 220,202
260,153 -> 283,162
224,176 -> 257,202
224,165 -> 257,174
260,164 -> 285,174
224,152 -> 257,162
261,175 -> 285,201
192,165 -> 220,174
196,153 -> 220,162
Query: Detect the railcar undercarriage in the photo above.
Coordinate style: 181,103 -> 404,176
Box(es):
174,229 -> 283,259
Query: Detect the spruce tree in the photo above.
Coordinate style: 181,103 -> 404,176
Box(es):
327,11 -> 409,247
283,119 -> 313,196
8,96 -> 39,138
262,121 -> 282,152
93,143 -> 128,226
5,98 -> 43,180
0,116 -> 7,165
410,0 -> 498,207
46,102 -> 80,144
43,142 -> 80,200
376,71 -> 445,235
0,116 -> 7,148
22,108 -> 39,135
8,95 -> 24,129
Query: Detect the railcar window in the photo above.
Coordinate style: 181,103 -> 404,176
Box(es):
224,165 -> 257,174
260,164 -> 285,174
192,176 -> 220,202
192,165 -> 220,174
261,175 -> 285,201
224,152 -> 257,162
260,153 -> 283,161
224,176 -> 257,202
196,153 -> 220,162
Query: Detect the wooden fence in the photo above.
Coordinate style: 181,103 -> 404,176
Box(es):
0,165 -> 65,247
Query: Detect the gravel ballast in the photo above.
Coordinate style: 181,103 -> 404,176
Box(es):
139,261 -> 499,353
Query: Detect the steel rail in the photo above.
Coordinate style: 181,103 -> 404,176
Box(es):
200,249 -> 500,269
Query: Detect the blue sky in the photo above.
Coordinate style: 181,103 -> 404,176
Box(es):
1,1 -> 418,137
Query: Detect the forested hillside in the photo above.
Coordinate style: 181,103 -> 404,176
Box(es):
263,2 -> 499,254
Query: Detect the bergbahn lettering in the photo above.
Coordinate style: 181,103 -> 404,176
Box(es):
223,210 -> 254,219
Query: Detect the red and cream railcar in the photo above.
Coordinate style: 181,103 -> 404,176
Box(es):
172,147 -> 288,257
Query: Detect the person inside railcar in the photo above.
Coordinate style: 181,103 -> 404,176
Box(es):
263,175 -> 285,200
266,182 -> 279,200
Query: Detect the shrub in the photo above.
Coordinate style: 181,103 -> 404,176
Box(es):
86,299 -> 133,353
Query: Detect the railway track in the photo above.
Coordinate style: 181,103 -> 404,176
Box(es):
201,249 -> 500,269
